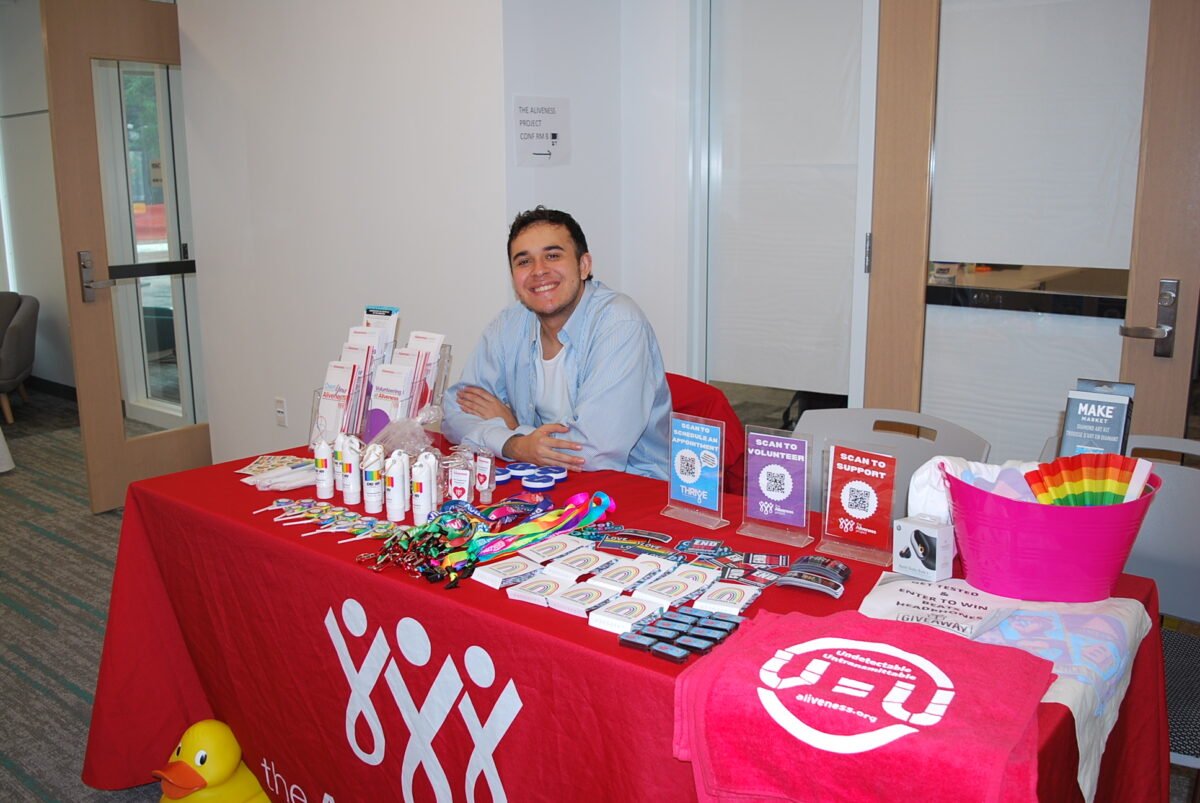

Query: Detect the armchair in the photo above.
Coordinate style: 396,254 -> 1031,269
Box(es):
0,292 -> 39,424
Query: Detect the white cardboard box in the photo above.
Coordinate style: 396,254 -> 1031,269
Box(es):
893,515 -> 955,582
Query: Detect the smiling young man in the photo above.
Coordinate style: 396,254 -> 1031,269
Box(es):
442,207 -> 671,479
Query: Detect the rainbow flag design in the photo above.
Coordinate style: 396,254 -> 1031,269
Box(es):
1023,453 -> 1153,506
707,587 -> 748,603
608,600 -> 652,617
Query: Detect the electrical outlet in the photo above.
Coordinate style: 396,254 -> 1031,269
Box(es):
274,396 -> 288,427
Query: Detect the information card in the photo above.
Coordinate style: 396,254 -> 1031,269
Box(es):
661,413 -> 729,530
738,427 -> 812,547
818,444 -> 897,565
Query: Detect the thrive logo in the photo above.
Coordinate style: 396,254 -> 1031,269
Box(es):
757,637 -> 955,754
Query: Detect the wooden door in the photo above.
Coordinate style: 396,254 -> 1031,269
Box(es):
1119,0 -> 1200,436
865,0 -> 1199,440
43,0 -> 210,513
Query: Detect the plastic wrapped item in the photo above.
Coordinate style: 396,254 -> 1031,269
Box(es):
366,416 -> 433,457
446,452 -> 473,504
414,343 -> 453,428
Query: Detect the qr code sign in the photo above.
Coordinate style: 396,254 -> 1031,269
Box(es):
758,463 -> 793,502
675,449 -> 702,484
846,486 -> 870,511
839,480 -> 877,519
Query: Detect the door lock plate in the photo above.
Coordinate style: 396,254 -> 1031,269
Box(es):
1118,278 -> 1179,358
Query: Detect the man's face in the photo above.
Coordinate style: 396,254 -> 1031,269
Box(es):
509,222 -> 592,325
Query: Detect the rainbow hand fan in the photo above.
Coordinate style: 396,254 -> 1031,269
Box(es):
1023,453 -> 1152,506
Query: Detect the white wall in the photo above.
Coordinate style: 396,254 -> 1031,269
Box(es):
0,0 -> 74,387
502,2 -> 622,283
179,0 -> 510,461
502,0 -> 695,374
618,0 -> 695,374
181,0 -> 698,461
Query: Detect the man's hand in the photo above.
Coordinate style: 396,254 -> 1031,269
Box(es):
503,424 -> 585,470
456,386 -> 519,429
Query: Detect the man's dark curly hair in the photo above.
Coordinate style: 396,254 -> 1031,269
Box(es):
507,206 -> 592,280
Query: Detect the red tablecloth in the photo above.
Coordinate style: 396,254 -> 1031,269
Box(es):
83,453 -> 1169,801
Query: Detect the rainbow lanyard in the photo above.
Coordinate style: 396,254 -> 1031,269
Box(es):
435,492 -> 615,586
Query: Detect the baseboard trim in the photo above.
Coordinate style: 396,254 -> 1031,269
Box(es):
27,376 -> 78,402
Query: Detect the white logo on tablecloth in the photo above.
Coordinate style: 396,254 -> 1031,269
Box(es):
325,598 -> 523,802
757,637 -> 955,754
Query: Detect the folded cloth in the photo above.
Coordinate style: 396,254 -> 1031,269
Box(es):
674,610 -> 1054,803
909,456 -> 1040,524
858,574 -> 1151,802
975,601 -> 1150,803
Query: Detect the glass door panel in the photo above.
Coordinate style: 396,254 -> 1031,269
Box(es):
92,59 -> 205,436
704,0 -> 875,422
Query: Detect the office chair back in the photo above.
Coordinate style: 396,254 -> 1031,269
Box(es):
1124,436 -> 1200,782
795,407 -> 991,515
665,373 -> 746,493
1124,435 -> 1200,622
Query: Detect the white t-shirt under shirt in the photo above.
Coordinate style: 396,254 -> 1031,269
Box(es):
535,345 -> 572,425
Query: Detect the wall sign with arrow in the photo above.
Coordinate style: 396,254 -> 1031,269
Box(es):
514,95 -> 571,167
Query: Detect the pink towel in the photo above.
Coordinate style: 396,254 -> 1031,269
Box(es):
674,610 -> 1053,802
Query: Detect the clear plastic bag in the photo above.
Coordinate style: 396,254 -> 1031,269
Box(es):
366,417 -> 434,456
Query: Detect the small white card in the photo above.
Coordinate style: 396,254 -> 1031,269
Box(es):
632,573 -> 706,607
669,563 -> 723,588
470,556 -> 542,589
542,549 -> 618,582
590,555 -> 672,592
505,575 -> 566,606
546,582 -> 618,617
518,534 -> 593,564
693,581 -> 761,615
588,596 -> 663,634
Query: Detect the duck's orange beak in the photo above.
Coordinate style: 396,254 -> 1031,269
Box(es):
152,760 -> 207,799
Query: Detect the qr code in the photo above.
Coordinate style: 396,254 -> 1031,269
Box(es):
679,454 -> 698,478
763,469 -> 787,495
846,486 -> 872,512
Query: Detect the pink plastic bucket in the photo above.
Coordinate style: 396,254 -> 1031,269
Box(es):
944,471 -> 1160,602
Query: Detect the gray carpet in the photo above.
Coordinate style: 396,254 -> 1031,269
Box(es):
1,403 -> 158,800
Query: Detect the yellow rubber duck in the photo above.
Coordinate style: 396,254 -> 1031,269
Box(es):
152,719 -> 269,802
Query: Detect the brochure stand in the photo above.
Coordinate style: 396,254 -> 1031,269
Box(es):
310,342 -> 454,447
661,413 -> 729,530
737,426 -> 812,548
816,441 -> 898,566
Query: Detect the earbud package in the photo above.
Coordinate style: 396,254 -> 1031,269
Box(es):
893,514 -> 955,581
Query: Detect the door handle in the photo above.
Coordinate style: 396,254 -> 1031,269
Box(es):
1118,325 -> 1171,339
78,251 -> 117,303
1118,279 -> 1179,358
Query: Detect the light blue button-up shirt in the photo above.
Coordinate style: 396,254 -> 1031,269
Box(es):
443,280 -> 671,480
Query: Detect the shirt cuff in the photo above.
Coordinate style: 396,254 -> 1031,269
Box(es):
479,421 -> 534,458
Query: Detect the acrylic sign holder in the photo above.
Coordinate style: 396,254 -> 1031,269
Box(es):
815,440 -> 899,566
661,413 -> 729,530
737,426 -> 812,548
